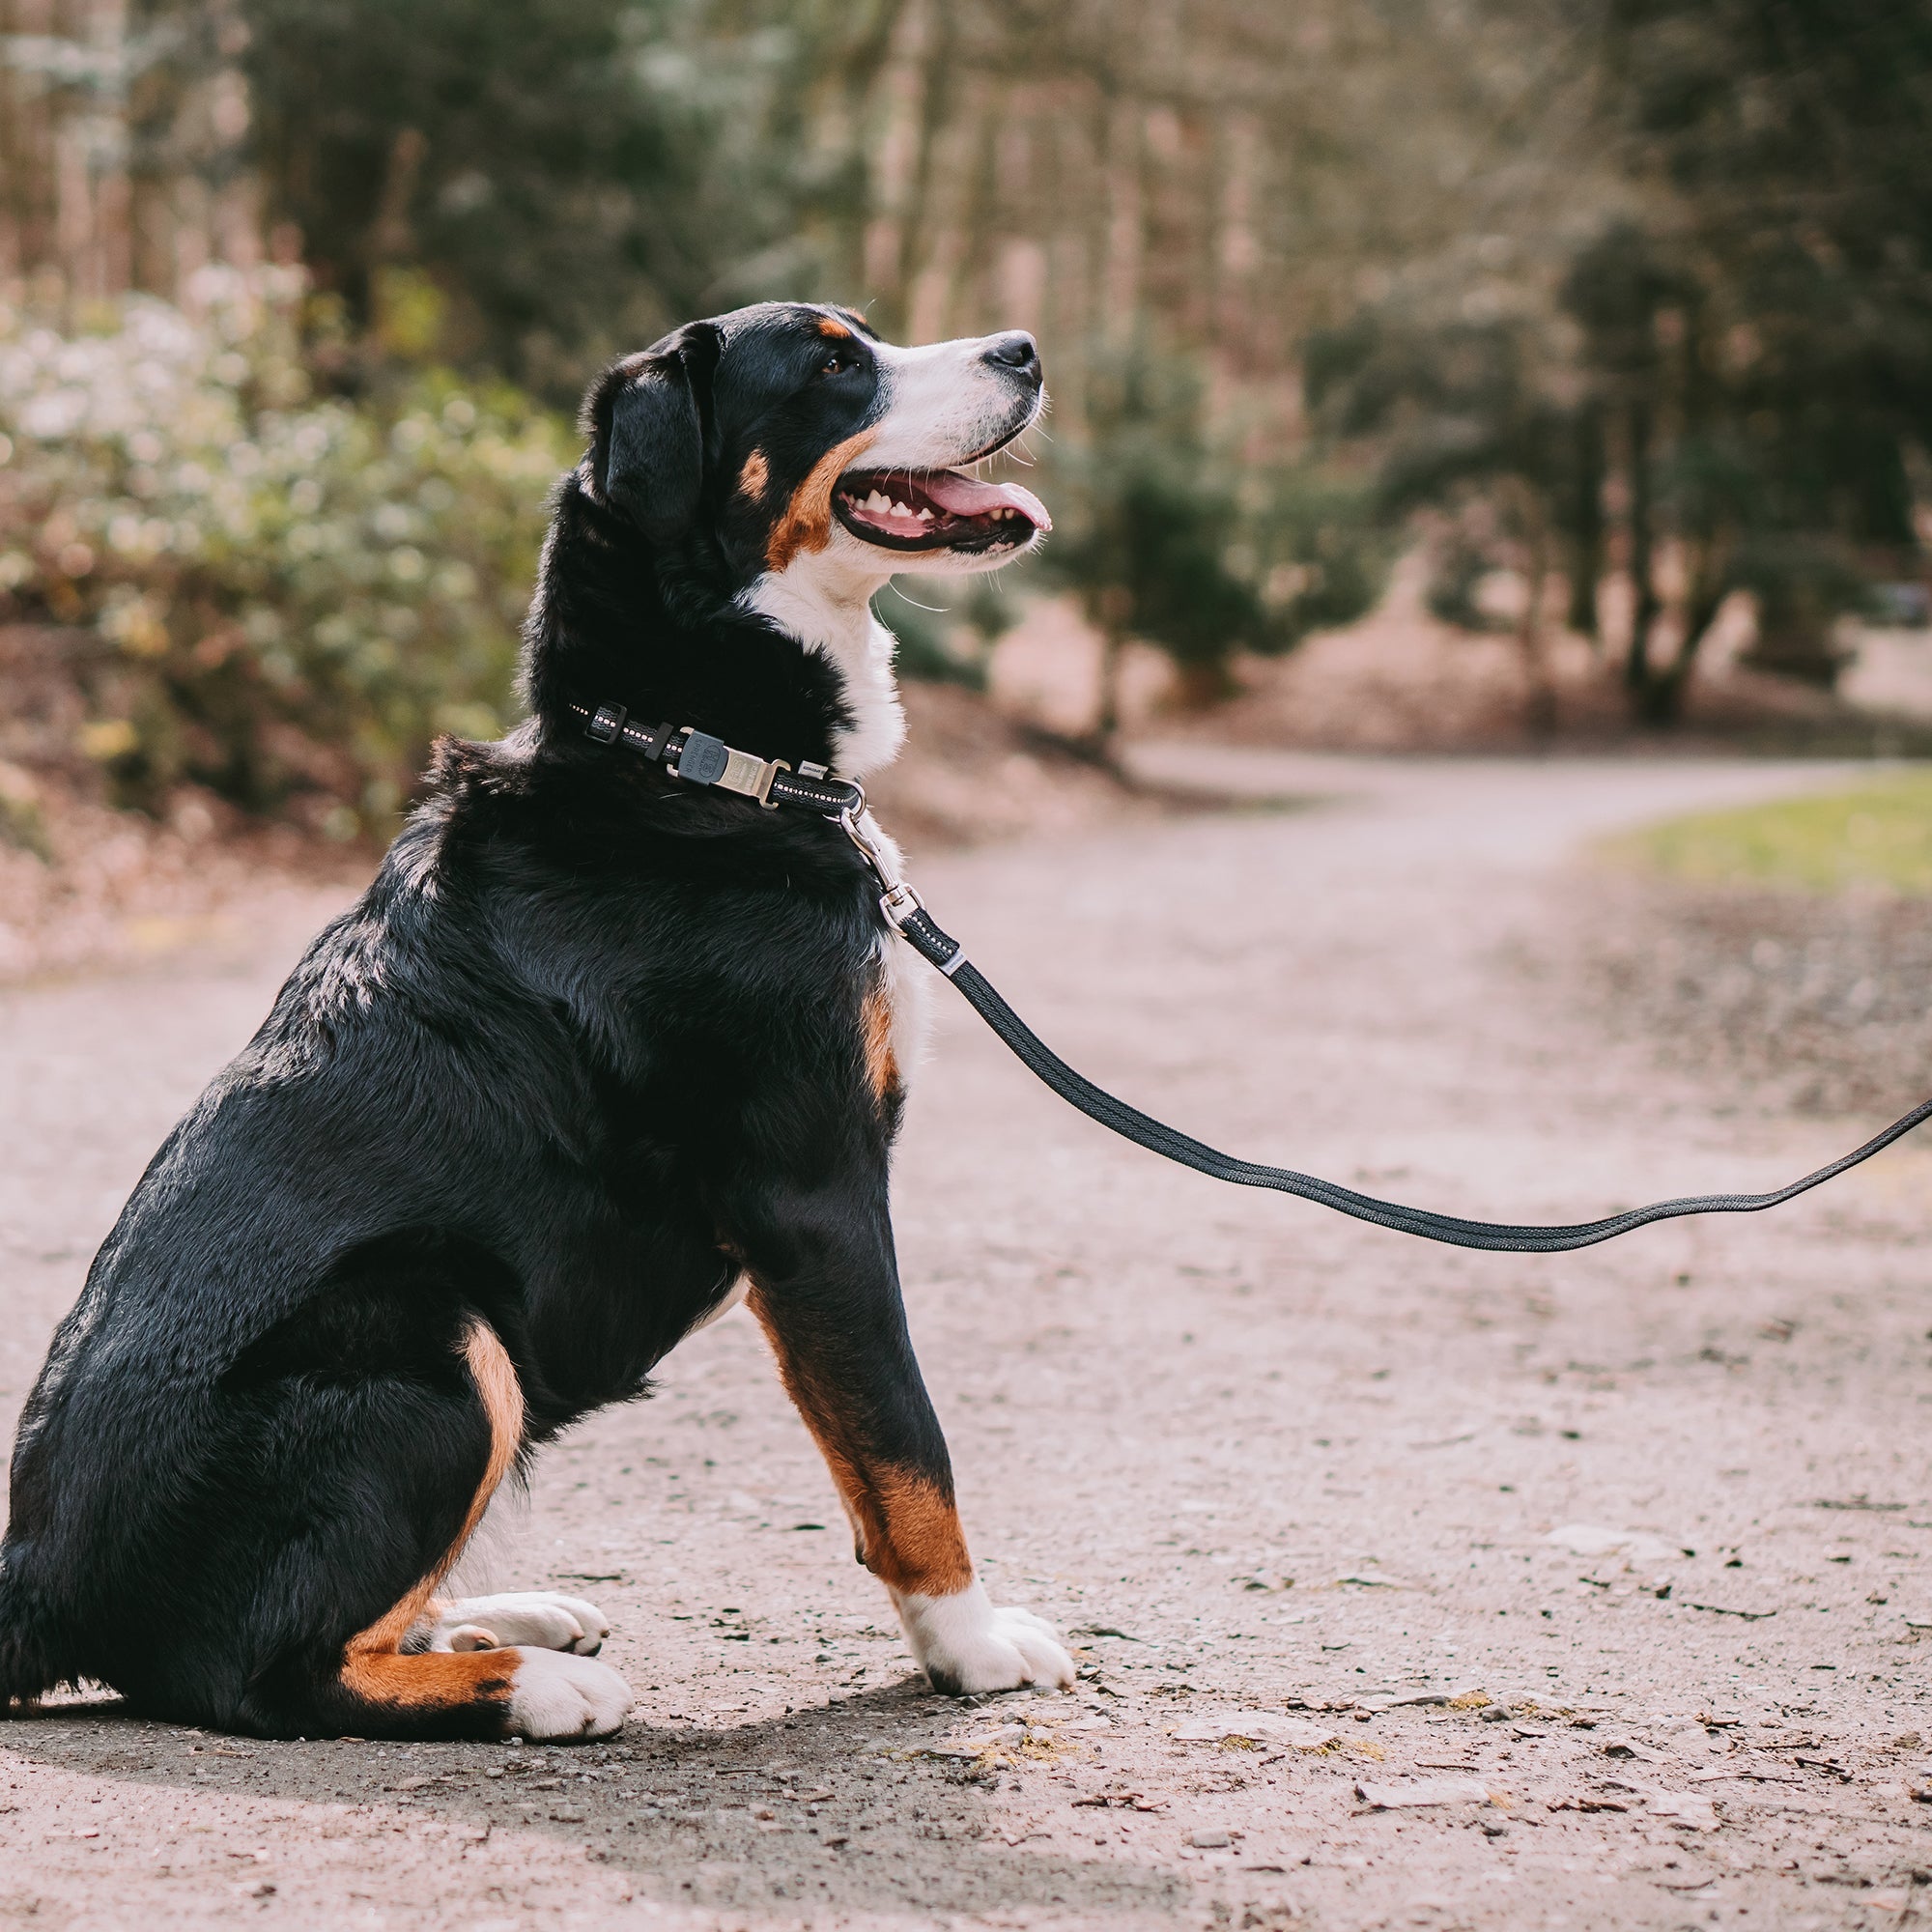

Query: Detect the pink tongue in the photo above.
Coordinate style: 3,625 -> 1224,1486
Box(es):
920,469 -> 1051,531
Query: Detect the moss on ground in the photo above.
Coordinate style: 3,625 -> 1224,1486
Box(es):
1608,767 -> 1932,895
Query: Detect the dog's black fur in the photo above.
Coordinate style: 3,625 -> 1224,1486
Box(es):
0,302 -> 1047,1738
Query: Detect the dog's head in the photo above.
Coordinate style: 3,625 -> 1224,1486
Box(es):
581,303 -> 1050,591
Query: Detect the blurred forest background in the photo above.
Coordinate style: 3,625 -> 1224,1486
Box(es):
2,0 -> 1931,873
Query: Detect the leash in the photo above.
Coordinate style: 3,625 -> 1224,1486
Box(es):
573,699 -> 1932,1254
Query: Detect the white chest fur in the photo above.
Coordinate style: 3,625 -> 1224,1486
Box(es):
738,570 -> 906,779
737,563 -> 929,1086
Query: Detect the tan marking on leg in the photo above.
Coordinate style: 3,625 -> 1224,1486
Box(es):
766,430 -> 875,572
737,450 -> 769,500
860,977 -> 900,1108
865,1467 -> 974,1596
343,1320 -> 526,1671
747,1288 -> 971,1597
339,1645 -> 517,1714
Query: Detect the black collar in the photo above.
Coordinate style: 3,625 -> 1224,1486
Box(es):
565,698 -> 863,816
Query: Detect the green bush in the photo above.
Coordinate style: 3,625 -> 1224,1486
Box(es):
0,268 -> 572,836
1051,341 -> 1387,714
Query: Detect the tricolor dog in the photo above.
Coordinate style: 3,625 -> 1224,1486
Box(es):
0,303 -> 1068,1740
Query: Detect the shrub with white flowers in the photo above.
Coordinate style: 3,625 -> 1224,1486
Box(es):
0,267 -> 573,835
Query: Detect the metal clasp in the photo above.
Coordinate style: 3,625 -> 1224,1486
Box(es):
838,800 -> 924,927
717,748 -> 790,807
668,726 -> 789,806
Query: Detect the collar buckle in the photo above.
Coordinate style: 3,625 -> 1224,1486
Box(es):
669,727 -> 790,808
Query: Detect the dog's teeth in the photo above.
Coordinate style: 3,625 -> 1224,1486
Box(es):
917,506 -> 933,522
891,499 -> 913,517
865,491 -> 892,515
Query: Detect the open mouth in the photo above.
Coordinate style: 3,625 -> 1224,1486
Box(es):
833,467 -> 1051,554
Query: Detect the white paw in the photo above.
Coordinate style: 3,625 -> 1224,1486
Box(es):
504,1648 -> 632,1741
894,1579 -> 1076,1696
429,1592 -> 610,1656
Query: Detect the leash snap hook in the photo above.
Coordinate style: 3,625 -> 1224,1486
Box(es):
837,800 -> 923,927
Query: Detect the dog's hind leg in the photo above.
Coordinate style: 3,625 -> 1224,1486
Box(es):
320,1321 -> 629,1741
237,1318 -> 630,1742
419,1593 -> 611,1656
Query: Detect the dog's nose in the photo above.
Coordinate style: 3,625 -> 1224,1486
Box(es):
981,331 -> 1041,384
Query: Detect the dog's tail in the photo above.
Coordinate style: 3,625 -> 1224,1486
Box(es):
0,1563 -> 65,1713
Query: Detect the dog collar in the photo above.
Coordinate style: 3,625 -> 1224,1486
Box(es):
565,698 -> 864,816
570,695 -> 937,946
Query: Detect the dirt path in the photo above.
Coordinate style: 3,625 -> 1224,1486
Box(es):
2,754 -> 1929,1931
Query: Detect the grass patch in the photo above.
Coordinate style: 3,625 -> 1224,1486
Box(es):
1608,768 -> 1932,896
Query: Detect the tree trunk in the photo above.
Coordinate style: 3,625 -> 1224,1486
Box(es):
1094,625 -> 1127,746
1518,532 -> 1556,741
1634,529 -> 1734,724
1622,398 -> 1671,722
1173,659 -> 1237,708
1564,401 -> 1605,644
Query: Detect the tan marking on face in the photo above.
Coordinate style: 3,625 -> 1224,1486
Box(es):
817,317 -> 853,339
860,977 -> 900,1107
747,1286 -> 973,1597
766,429 -> 876,573
342,1320 -> 525,1667
737,450 -> 770,500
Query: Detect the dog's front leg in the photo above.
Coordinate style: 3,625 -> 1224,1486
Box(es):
734,1183 -> 1072,1697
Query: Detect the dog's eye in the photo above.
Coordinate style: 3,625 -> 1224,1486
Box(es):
817,351 -> 858,378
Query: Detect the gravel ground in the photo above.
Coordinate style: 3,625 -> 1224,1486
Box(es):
1580,875 -> 1932,1119
2,753 -> 1930,1932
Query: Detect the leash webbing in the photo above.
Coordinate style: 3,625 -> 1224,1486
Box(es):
576,698 -> 1932,1254
890,899 -> 1932,1254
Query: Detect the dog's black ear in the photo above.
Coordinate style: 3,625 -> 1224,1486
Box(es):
583,324 -> 721,543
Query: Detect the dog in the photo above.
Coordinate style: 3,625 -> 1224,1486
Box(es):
0,303 -> 1071,1741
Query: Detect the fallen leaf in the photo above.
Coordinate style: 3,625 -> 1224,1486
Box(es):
1172,1713 -> 1342,1750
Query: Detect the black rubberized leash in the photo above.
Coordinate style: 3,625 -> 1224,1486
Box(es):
575,698 -> 1932,1254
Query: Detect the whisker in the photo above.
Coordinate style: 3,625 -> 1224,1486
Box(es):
884,580 -> 952,615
